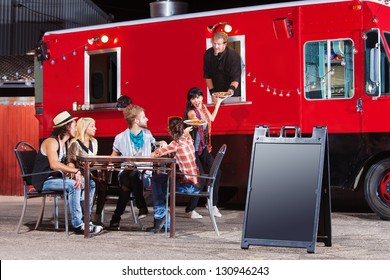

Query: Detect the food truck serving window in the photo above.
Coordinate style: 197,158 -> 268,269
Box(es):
84,48 -> 121,105
304,39 -> 354,100
206,35 -> 246,104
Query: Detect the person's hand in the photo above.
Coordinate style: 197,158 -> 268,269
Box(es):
74,171 -> 83,189
159,140 -> 168,148
227,88 -> 234,96
215,97 -> 223,105
184,126 -> 193,135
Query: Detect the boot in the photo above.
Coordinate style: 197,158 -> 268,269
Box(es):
146,217 -> 165,233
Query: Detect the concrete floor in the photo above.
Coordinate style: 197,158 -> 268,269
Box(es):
0,195 -> 389,260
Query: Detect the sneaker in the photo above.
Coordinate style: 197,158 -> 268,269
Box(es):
74,223 -> 103,235
108,221 -> 120,231
206,204 -> 222,218
138,207 -> 149,219
185,210 -> 203,219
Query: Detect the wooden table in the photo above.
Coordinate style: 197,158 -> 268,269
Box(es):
76,155 -> 176,238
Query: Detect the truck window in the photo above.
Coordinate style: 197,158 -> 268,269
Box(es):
304,39 -> 354,100
84,48 -> 121,105
364,29 -> 390,96
206,35 -> 246,104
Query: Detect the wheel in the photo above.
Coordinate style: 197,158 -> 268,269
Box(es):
364,159 -> 390,220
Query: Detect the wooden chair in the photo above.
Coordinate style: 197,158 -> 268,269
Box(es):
14,141 -> 69,236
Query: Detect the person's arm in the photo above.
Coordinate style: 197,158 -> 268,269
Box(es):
44,138 -> 82,188
187,109 -> 197,120
111,150 -> 120,156
205,78 -> 215,94
204,100 -> 222,122
184,126 -> 193,138
152,142 -> 176,158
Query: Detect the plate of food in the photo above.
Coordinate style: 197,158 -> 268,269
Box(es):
184,119 -> 207,126
212,91 -> 233,99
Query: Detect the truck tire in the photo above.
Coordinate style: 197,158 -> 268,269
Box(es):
364,159 -> 390,220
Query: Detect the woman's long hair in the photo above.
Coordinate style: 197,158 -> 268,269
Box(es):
74,117 -> 95,143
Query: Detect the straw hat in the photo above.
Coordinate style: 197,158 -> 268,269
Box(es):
53,111 -> 78,128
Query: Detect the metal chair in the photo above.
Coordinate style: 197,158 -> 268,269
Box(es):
14,141 -> 69,236
166,144 -> 227,236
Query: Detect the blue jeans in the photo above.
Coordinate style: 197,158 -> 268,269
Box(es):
42,178 -> 96,228
152,174 -> 200,229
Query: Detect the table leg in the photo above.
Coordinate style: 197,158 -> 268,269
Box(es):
169,162 -> 175,238
84,162 -> 90,238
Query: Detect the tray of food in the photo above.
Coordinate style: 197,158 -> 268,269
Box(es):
184,119 -> 207,126
212,91 -> 233,99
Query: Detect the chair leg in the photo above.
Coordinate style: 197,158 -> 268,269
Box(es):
129,197 -> 138,224
207,198 -> 220,236
16,197 -> 28,233
64,195 -> 69,237
54,196 -> 59,229
35,196 -> 46,230
165,188 -> 169,236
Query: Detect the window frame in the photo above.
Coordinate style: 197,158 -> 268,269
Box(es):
206,35 -> 246,104
84,47 -> 121,105
304,38 -> 354,101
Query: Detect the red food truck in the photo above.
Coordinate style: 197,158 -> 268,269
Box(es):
36,0 -> 390,219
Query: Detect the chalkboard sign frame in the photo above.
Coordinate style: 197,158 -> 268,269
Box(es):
241,126 -> 331,253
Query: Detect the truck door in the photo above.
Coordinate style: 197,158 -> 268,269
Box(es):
361,29 -> 390,133
302,38 -> 363,188
359,28 -> 390,220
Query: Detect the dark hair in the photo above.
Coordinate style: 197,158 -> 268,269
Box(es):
184,87 -> 203,120
117,95 -> 132,108
168,117 -> 184,141
52,122 -> 72,140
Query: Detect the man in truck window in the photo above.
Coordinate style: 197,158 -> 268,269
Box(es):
204,31 -> 242,97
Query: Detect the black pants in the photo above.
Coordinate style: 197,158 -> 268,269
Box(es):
186,149 -> 221,212
111,170 -> 147,223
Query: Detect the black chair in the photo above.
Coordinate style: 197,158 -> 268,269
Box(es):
14,142 -> 69,236
166,144 -> 227,236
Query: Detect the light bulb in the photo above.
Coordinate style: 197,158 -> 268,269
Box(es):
101,35 -> 109,43
224,24 -> 232,33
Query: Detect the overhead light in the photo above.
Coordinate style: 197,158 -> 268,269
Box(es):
87,37 -> 99,45
101,35 -> 109,43
207,22 -> 232,33
87,35 -> 109,45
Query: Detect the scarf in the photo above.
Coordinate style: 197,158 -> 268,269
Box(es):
194,108 -> 205,155
194,104 -> 213,154
130,130 -> 144,151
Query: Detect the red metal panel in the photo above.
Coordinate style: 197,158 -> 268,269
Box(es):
0,101 -> 38,196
